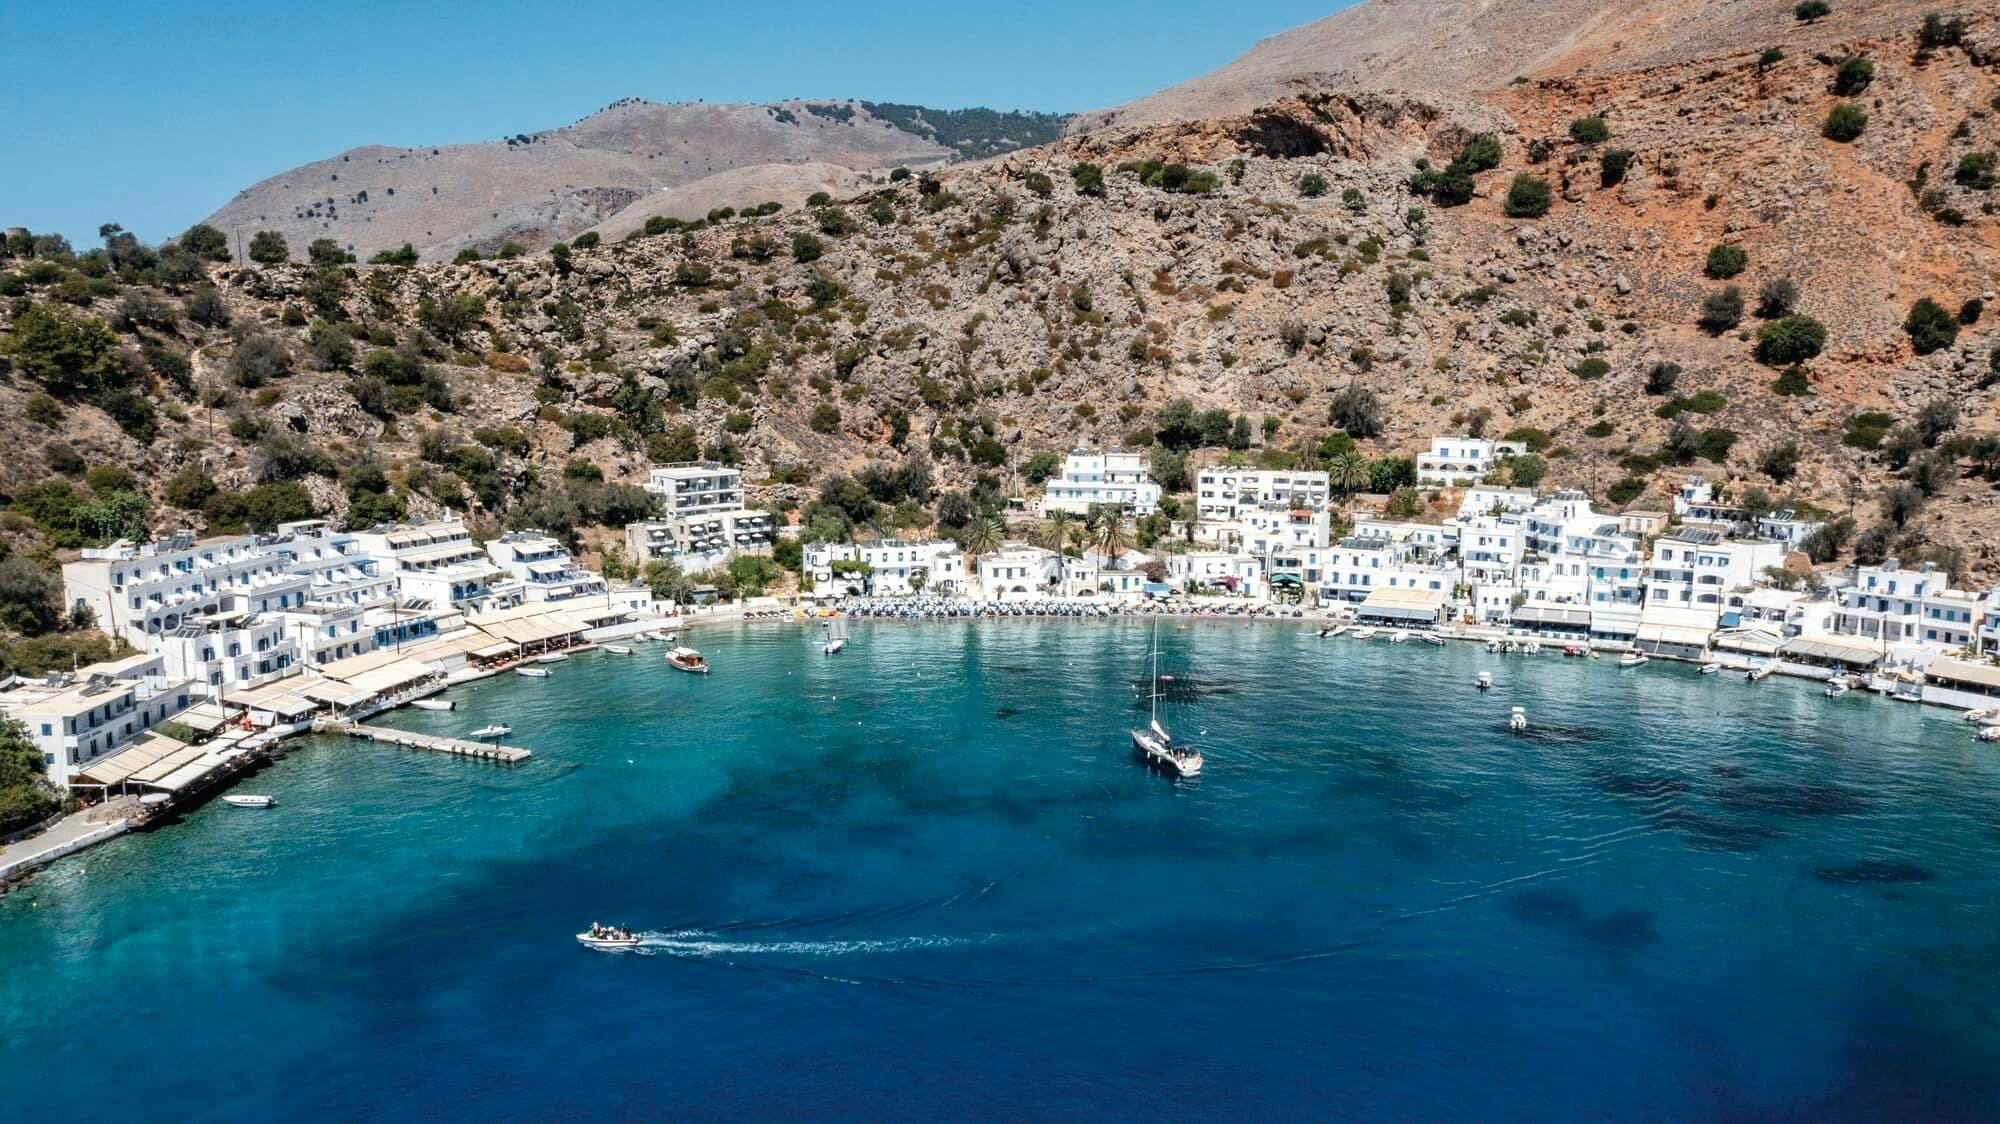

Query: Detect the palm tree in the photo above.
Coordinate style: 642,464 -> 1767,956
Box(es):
1329,451 -> 1371,498
1090,505 -> 1130,567
1038,511 -> 1074,554
962,515 -> 1003,557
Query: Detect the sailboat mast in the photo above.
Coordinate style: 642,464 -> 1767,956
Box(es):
1150,617 -> 1160,725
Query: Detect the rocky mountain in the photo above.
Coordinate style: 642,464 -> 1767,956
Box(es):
4,0 -> 2000,624
200,98 -> 1070,262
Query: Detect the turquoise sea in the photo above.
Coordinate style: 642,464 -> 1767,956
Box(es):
7,620 -> 2000,1121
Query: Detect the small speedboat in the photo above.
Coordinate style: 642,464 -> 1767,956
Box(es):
603,645 -> 634,656
1476,671 -> 1493,691
517,667 -> 551,679
412,698 -> 454,711
577,926 -> 642,952
1422,633 -> 1447,646
1964,709 -> 1997,725
1508,707 -> 1528,733
1523,642 -> 1542,655
1352,627 -> 1379,640
1699,663 -> 1723,676
223,794 -> 274,809
1980,726 -> 2000,743
536,652 -> 570,664
1388,630 -> 1410,644
470,725 -> 512,739
1618,653 -> 1649,668
1746,664 -> 1773,682
668,646 -> 709,674
1825,675 -> 1851,697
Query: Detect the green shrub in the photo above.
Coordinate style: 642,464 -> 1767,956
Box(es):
1832,56 -> 1874,97
247,230 -> 290,264
23,394 -> 62,427
1072,163 -> 1106,197
1298,172 -> 1329,197
1607,477 -> 1646,505
1823,103 -> 1867,142
809,404 -> 841,433
1952,152 -> 1995,189
1457,134 -> 1503,173
1842,411 -> 1894,450
1600,148 -> 1632,187
1794,0 -> 1829,21
1644,361 -> 1681,395
1573,357 -> 1611,380
1568,117 -> 1611,144
1754,314 -> 1826,365
1698,286 -> 1744,334
1903,297 -> 1958,354
1704,243 -> 1748,279
1503,174 -> 1552,217
1772,366 -> 1813,396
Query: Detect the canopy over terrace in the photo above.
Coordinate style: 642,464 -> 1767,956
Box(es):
1779,636 -> 1885,670
224,680 -> 320,723
1356,587 -> 1446,626
76,731 -> 250,793
1634,606 -> 1720,657
467,605 -> 600,653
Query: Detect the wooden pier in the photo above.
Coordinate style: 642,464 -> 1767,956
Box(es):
314,720 -> 531,764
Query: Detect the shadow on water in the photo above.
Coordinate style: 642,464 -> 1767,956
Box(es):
1506,888 -> 1585,925
1715,782 -> 1873,817
1813,860 -> 1933,886
1515,722 -> 1607,746
1647,807 -> 1787,854
1595,773 -> 1693,801
1503,888 -> 1659,953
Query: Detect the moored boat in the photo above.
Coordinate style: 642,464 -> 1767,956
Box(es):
470,724 -> 512,739
516,667 -> 552,678
1132,619 -> 1203,778
1352,627 -> 1379,640
1388,630 -> 1410,644
1422,633 -> 1447,646
1618,653 -> 1649,668
603,645 -> 634,655
536,652 -> 570,664
1699,662 -> 1723,676
1980,726 -> 2000,743
668,646 -> 709,674
1746,664 -> 1774,682
411,698 -> 454,711
222,794 -> 274,809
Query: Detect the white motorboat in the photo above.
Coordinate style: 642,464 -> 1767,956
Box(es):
470,724 -> 512,739
823,614 -> 849,655
1131,619 -> 1203,778
1523,642 -> 1542,655
1699,663 -> 1723,676
222,794 -> 274,809
411,698 -> 454,711
517,667 -> 552,678
536,652 -> 570,664
1422,633 -> 1447,646
603,645 -> 634,656
1486,640 -> 1502,653
1508,707 -> 1528,733
1388,630 -> 1410,644
1618,653 -> 1649,668
577,925 -> 641,952
1476,671 -> 1493,691
1965,709 -> 1998,725
1980,726 -> 2000,743
1351,627 -> 1379,640
1746,664 -> 1774,682
1825,674 -> 1852,697
668,646 -> 709,674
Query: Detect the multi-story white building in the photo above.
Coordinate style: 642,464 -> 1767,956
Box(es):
157,610 -> 298,698
1195,468 -> 1330,522
63,532 -> 308,647
977,544 -> 1063,598
1165,551 -> 1262,595
486,532 -> 607,603
349,519 -> 519,613
807,541 -> 964,597
1644,527 -> 1786,610
1832,559 -> 1981,651
264,520 -> 397,608
1321,537 -> 1399,604
645,462 -> 745,517
1456,513 -> 1526,588
1230,506 -> 1331,556
1417,437 -> 1526,487
0,653 -> 197,788
624,509 -> 777,573
1039,449 -> 1160,516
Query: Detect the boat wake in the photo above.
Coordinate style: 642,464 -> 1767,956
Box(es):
634,930 -> 984,958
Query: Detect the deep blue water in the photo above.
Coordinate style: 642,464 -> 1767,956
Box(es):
8,621 -> 2000,1121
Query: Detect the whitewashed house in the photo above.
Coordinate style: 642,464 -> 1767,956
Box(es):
1039,450 -> 1160,516
807,540 -> 963,597
1417,437 -> 1526,487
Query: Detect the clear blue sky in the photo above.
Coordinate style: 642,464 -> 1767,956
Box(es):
1,0 -> 1348,248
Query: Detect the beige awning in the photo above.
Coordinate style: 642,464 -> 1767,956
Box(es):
1714,628 -> 1784,655
178,702 -> 233,733
341,658 -> 434,697
316,647 -> 413,682
296,680 -> 372,708
1781,636 -> 1884,667
77,732 -> 192,786
1357,587 -> 1446,621
1925,659 -> 2000,690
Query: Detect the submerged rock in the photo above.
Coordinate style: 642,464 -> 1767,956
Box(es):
1716,782 -> 1872,817
1813,860 -> 1933,886
1578,908 -> 1661,951
1595,773 -> 1692,800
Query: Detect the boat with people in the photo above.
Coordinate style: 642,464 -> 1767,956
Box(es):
1476,671 -> 1493,691
1131,619 -> 1203,779
1618,653 -> 1649,668
668,646 -> 709,674
1523,641 -> 1542,655
1508,707 -> 1528,733
1746,664 -> 1774,682
577,922 -> 641,951
603,645 -> 634,656
222,794 -> 275,809
1825,674 -> 1851,697
516,667 -> 552,678
411,698 -> 454,711
470,725 -> 512,739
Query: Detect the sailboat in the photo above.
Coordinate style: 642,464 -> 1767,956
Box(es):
823,613 -> 849,655
1131,619 -> 1203,778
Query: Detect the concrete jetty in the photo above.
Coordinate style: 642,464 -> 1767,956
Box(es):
314,720 -> 531,764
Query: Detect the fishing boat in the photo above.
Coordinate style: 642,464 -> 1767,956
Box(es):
1388,629 -> 1410,644
1317,624 -> 1338,638
1422,633 -> 1447,646
577,923 -> 641,952
1618,653 -> 1649,668
1699,662 -> 1723,676
1351,627 -> 1379,640
411,698 -> 454,711
1825,674 -> 1851,697
603,644 -> 634,656
516,666 -> 552,679
1746,663 -> 1774,682
1487,640 -> 1502,653
470,725 -> 512,739
1476,671 -> 1493,691
1131,619 -> 1203,778
1563,644 -> 1584,658
668,646 -> 709,674
536,652 -> 570,664
823,613 -> 849,655
222,794 -> 275,809
1508,706 -> 1528,733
